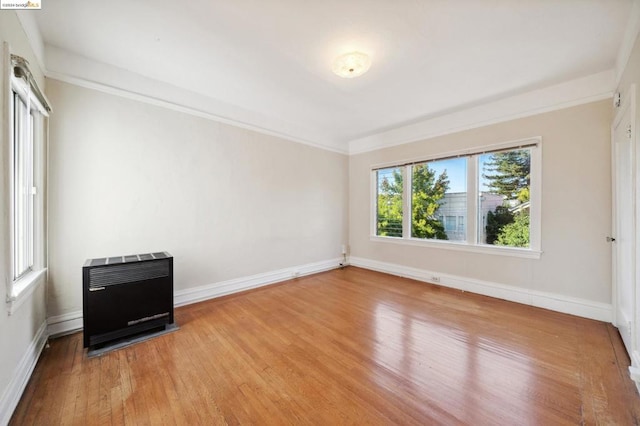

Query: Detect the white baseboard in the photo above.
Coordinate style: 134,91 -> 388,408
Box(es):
630,351 -> 640,395
349,256 -> 612,322
0,320 -> 48,426
174,257 -> 342,306
47,311 -> 84,337
46,257 -> 344,336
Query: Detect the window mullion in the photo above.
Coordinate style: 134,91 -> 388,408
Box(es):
529,146 -> 541,251
402,166 -> 411,239
467,156 -> 478,244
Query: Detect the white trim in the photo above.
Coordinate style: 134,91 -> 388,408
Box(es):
6,42 -> 48,311
370,138 -> 542,256
633,83 -> 640,379
0,320 -> 47,426
349,256 -> 612,322
611,84 -> 637,342
611,104 -> 618,329
174,258 -> 342,307
7,268 -> 46,315
47,310 -> 83,337
615,0 -> 640,87
46,73 -> 347,155
42,45 -> 346,154
369,235 -> 542,259
402,166 -> 411,239
467,157 -> 478,243
349,70 -> 614,155
369,136 -> 542,172
46,258 -> 344,336
370,172 -> 378,237
630,351 -> 640,394
529,139 -> 543,252
2,42 -> 11,310
39,44 -> 619,157
613,84 -> 637,129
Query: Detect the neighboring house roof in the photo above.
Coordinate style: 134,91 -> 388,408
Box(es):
510,201 -> 530,213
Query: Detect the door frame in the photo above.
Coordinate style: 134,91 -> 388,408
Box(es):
612,84 -> 639,389
612,85 -> 636,328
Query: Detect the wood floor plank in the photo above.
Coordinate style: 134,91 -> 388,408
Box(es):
10,267 -> 640,425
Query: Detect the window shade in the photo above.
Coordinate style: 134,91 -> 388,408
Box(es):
11,54 -> 51,113
372,142 -> 538,171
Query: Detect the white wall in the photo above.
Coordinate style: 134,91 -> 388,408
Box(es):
45,79 -> 349,319
349,100 -> 612,312
0,11 -> 48,425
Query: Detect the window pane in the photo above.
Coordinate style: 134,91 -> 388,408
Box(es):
412,158 -> 466,241
445,216 -> 456,231
479,149 -> 531,247
376,167 -> 403,237
13,93 -> 34,279
28,110 -> 34,268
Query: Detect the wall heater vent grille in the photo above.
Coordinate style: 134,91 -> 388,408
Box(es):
89,262 -> 170,287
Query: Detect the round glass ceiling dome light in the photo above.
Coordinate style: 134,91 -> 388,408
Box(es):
332,52 -> 371,78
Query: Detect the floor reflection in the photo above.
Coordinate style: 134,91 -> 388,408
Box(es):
372,300 -> 547,424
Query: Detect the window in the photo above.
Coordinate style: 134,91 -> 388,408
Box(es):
479,149 -> 531,248
376,167 -> 403,237
7,53 -> 50,304
411,157 -> 467,241
371,139 -> 541,258
457,216 -> 465,232
12,92 -> 35,279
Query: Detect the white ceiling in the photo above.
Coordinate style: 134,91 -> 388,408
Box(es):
32,0 -> 634,152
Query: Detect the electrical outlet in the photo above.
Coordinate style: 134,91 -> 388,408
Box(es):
431,276 -> 440,283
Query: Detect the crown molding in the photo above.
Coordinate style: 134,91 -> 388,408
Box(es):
348,70 -> 614,155
16,15 -> 625,158
14,10 -> 45,72
44,55 -> 616,158
43,45 -> 348,155
47,71 -> 348,155
615,0 -> 640,87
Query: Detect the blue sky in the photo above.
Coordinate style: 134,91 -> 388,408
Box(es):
428,158 -> 466,193
378,155 -> 494,194
428,156 -> 493,193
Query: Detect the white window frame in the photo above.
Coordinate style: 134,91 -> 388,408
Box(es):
6,66 -> 48,312
370,137 -> 542,259
12,90 -> 34,280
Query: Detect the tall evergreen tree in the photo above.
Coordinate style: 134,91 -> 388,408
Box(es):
483,150 -> 530,201
482,149 -> 531,246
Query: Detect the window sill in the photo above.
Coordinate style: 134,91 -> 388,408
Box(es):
7,268 -> 47,315
370,236 -> 542,259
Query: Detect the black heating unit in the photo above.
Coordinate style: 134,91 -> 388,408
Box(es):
82,252 -> 174,349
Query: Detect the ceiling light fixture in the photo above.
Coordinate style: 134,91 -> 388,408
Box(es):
332,52 -> 371,78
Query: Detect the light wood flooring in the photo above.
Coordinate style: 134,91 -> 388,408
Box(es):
11,267 -> 640,425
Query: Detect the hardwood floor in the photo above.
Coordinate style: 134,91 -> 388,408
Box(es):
11,267 -> 640,425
